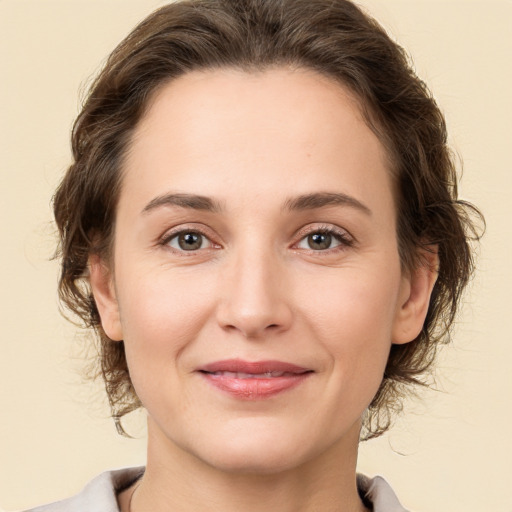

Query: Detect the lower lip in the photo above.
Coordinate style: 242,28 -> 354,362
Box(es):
200,373 -> 311,400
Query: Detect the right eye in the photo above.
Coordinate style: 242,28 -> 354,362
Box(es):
165,230 -> 213,251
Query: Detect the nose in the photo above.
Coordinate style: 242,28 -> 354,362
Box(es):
215,245 -> 293,339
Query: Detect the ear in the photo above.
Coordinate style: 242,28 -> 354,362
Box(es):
392,246 -> 439,345
88,254 -> 123,341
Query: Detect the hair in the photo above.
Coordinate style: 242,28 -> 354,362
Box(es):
54,0 -> 482,439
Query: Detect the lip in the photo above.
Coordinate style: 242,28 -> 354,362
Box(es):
197,359 -> 313,400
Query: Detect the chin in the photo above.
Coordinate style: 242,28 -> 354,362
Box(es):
182,422 -> 315,475
199,444 -> 306,475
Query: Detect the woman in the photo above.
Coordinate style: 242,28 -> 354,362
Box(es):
28,0 -> 480,510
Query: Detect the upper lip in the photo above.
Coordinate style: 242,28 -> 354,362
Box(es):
198,359 -> 311,375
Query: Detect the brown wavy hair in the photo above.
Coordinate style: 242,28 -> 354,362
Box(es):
53,0 -> 482,439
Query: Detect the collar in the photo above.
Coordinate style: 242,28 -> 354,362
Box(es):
25,467 -> 408,512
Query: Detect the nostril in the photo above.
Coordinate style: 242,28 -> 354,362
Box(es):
216,297 -> 293,338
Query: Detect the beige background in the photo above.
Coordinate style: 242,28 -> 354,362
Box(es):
0,1 -> 510,510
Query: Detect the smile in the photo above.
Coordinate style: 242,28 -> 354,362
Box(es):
197,359 -> 313,400
206,371 -> 298,379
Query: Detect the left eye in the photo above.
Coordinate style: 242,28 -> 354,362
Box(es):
166,231 -> 211,251
296,231 -> 344,251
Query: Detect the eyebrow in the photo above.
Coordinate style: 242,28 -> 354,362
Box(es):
283,192 -> 372,216
142,193 -> 223,214
141,191 -> 371,216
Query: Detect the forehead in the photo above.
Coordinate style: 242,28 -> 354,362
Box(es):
121,67 -> 393,216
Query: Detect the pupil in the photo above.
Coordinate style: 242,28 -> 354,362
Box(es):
309,232 -> 331,250
179,232 -> 202,250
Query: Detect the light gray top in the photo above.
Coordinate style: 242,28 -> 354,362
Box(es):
23,467 -> 409,512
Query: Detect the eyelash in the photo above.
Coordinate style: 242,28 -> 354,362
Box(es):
159,224 -> 354,254
160,225 -> 219,254
293,224 -> 354,253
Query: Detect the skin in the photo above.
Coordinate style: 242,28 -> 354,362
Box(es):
90,67 -> 437,512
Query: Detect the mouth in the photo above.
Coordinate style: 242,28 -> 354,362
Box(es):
197,359 -> 313,400
203,370 -> 303,379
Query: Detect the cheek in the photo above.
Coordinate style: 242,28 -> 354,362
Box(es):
114,272 -> 213,417
115,268 -> 216,372
301,263 -> 400,332
296,265 -> 401,379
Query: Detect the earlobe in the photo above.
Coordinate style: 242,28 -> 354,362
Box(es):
88,254 -> 123,341
392,247 -> 439,345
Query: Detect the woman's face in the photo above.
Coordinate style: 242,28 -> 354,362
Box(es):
92,68 -> 428,473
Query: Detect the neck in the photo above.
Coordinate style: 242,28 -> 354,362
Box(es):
125,418 -> 368,512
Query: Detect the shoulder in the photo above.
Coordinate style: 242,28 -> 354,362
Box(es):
357,474 -> 410,512
22,467 -> 144,512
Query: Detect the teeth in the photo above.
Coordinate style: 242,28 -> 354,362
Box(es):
211,371 -> 287,379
